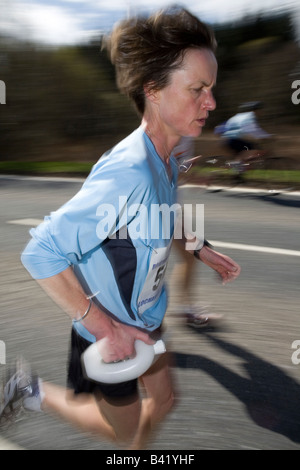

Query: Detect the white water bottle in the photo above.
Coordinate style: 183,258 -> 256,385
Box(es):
81,339 -> 166,384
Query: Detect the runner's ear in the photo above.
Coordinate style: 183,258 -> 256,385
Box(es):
144,82 -> 159,104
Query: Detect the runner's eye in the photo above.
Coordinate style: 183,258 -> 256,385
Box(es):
192,88 -> 203,95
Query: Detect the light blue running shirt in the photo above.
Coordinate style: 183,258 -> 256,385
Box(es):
21,127 -> 179,341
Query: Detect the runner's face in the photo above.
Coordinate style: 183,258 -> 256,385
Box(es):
156,48 -> 217,139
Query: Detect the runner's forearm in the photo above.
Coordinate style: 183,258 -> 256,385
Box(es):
36,266 -> 112,338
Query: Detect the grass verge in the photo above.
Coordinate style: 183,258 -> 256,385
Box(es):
1,162 -> 300,189
189,166 -> 300,189
0,161 -> 94,176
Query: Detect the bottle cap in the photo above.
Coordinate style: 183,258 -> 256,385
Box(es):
153,339 -> 166,355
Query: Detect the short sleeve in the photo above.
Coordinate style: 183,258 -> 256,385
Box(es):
21,159 -> 148,279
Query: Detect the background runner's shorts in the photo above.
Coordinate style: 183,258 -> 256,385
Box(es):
67,327 -> 138,401
227,137 -> 254,154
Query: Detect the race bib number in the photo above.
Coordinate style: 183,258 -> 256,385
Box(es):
137,242 -> 172,315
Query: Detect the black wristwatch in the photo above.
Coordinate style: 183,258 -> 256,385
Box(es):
194,239 -> 213,259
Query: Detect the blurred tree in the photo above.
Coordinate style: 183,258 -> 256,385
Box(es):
0,11 -> 298,163
0,39 -> 139,161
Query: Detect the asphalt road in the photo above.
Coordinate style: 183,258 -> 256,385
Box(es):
0,176 -> 300,450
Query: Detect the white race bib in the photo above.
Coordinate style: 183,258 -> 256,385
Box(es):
137,242 -> 172,315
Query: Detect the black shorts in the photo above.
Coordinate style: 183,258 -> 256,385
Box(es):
67,327 -> 138,402
227,138 -> 254,154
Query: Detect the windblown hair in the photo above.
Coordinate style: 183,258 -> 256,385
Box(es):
103,6 -> 217,115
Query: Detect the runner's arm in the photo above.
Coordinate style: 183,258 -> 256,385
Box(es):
194,244 -> 241,284
36,267 -> 154,362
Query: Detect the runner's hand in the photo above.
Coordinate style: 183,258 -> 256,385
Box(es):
198,245 -> 241,285
96,320 -> 155,364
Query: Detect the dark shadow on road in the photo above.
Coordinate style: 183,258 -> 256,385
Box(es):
261,194 -> 300,208
173,334 -> 300,443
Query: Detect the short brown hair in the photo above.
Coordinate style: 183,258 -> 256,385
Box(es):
103,6 -> 217,115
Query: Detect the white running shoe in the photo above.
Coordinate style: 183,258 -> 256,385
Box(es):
182,304 -> 224,329
0,358 -> 43,427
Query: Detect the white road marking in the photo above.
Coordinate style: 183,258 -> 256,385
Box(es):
211,240 -> 300,257
7,219 -> 300,257
180,184 -> 300,197
7,218 -> 43,226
